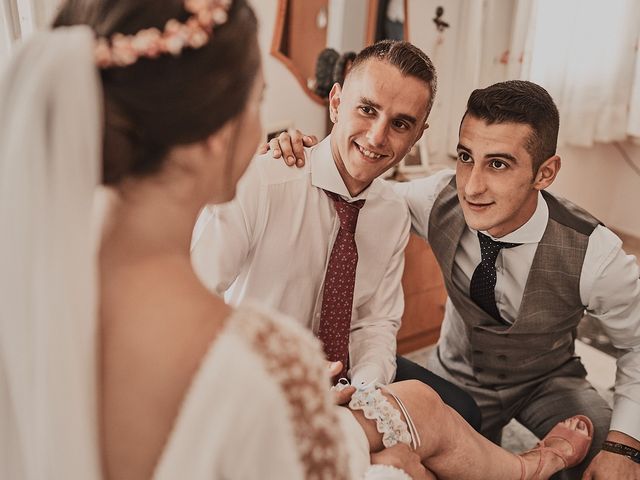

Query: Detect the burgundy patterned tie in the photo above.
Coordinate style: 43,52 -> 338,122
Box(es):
318,190 -> 365,379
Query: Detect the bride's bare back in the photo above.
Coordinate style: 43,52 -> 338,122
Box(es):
99,212 -> 230,479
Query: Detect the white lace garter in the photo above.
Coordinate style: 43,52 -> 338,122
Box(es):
333,380 -> 421,450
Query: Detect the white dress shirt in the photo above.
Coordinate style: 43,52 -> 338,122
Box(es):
191,136 -> 410,387
393,169 -> 640,440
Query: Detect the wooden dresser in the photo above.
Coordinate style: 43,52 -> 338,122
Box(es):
396,233 -> 447,354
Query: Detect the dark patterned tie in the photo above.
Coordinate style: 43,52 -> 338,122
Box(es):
470,232 -> 521,323
318,190 -> 365,379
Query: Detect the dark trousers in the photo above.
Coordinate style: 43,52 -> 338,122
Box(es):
395,355 -> 482,431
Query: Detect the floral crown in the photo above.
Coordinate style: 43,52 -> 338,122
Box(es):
95,0 -> 233,69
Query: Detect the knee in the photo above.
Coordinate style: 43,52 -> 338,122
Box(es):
389,379 -> 448,416
394,379 -> 482,432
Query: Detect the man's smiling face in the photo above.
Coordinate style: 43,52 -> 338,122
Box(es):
455,114 -> 541,238
329,59 -> 431,196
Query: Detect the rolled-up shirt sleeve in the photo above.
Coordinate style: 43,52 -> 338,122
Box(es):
581,225 -> 640,441
349,208 -> 410,388
391,169 -> 455,240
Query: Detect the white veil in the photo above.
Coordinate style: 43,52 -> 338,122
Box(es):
0,26 -> 102,479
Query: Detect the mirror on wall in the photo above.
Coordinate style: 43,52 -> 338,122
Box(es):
366,0 -> 408,45
271,0 -> 408,105
271,0 -> 329,105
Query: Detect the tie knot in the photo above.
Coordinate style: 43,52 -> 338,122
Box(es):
325,190 -> 365,232
477,232 -> 521,263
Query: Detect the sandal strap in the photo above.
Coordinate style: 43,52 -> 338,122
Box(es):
517,454 -> 526,480
536,444 -> 569,470
520,444 -> 568,480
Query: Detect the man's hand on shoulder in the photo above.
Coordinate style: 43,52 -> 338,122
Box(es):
256,129 -> 318,167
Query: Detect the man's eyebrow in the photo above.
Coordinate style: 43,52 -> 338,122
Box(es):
456,143 -> 518,162
396,113 -> 418,125
359,97 -> 417,125
360,96 -> 381,109
457,143 -> 471,153
485,152 -> 518,162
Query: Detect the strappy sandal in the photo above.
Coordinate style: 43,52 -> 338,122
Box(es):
517,415 -> 594,480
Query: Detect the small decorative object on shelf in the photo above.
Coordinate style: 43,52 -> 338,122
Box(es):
433,6 -> 450,33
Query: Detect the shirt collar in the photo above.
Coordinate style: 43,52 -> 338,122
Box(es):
476,191 -> 548,244
310,134 -> 371,201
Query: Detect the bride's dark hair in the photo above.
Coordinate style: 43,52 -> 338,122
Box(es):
53,0 -> 260,185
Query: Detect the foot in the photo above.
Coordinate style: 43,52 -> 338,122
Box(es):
518,415 -> 594,480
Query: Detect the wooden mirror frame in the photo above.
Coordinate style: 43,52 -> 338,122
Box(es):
366,0 -> 410,45
270,0 -> 409,107
270,0 -> 327,106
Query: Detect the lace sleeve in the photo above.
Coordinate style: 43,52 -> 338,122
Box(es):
231,306 -> 351,480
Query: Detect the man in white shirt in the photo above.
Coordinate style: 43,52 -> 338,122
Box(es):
273,80 -> 640,479
191,40 -> 481,428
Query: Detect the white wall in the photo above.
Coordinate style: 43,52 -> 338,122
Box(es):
250,0 -> 327,140
549,141 -> 640,237
407,0 -> 462,157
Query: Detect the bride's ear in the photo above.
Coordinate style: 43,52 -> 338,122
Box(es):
203,122 -> 231,158
167,117 -> 238,176
204,120 -> 235,158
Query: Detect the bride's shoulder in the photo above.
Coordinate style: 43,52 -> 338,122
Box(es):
227,302 -> 326,373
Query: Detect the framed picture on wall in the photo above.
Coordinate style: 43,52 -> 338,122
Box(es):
398,136 -> 429,173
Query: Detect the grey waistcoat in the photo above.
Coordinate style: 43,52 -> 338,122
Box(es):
428,178 -> 600,387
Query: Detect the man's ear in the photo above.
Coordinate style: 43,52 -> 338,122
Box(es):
328,82 -> 342,123
533,154 -> 561,191
411,121 -> 430,145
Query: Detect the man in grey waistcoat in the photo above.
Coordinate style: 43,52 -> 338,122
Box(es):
395,81 -> 640,480
271,80 -> 640,479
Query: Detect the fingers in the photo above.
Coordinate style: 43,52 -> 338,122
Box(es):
370,443 -> 430,479
268,137 -> 282,159
333,386 -> 355,405
256,142 -> 269,155
414,463 -> 436,480
327,361 -> 343,377
581,468 -> 593,480
302,134 -> 318,147
288,130 -> 307,167
275,131 -> 296,166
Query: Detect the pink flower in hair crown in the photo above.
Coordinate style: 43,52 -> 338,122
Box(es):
95,0 -> 233,68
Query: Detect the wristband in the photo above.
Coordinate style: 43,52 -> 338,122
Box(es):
601,440 -> 640,464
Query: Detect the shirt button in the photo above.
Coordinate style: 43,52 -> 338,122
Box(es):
497,354 -> 507,361
473,350 -> 483,355
498,373 -> 507,380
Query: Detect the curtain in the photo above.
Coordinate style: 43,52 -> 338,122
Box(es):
409,0 -> 640,156
0,0 -> 60,65
408,0 -> 536,158
524,0 -> 640,146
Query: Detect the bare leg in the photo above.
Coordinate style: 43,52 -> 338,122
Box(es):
349,380 -> 589,480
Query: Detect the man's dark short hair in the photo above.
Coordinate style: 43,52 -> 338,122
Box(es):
348,40 -> 437,116
464,80 -> 560,172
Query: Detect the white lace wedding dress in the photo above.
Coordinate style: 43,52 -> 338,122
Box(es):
152,305 -> 407,479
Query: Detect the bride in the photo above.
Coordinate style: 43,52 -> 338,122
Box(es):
0,0 -> 592,478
